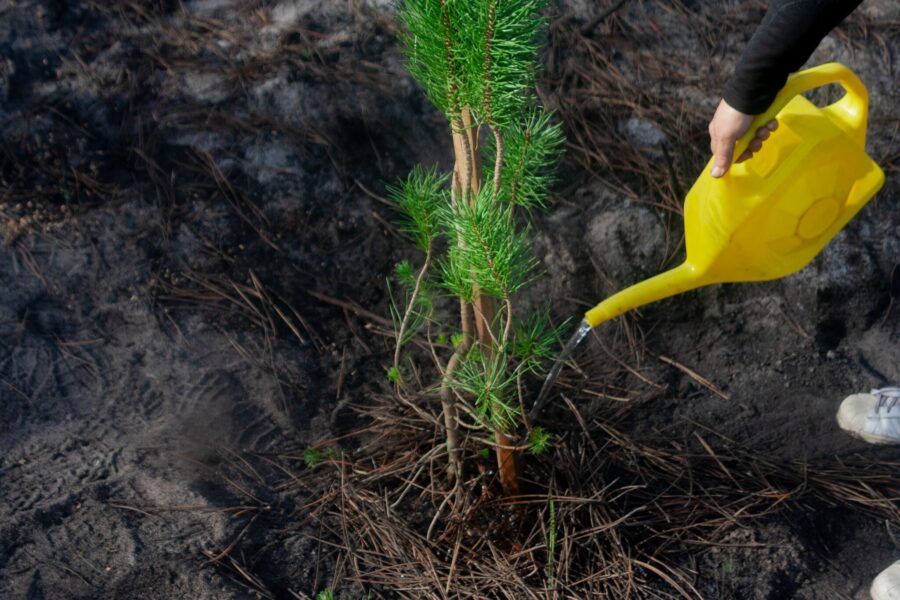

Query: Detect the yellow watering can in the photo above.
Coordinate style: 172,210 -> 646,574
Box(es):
584,62 -> 885,329
532,63 -> 884,419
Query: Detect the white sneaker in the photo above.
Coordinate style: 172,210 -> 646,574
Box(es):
872,561 -> 900,600
836,387 -> 900,445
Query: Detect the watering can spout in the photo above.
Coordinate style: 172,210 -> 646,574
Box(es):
584,262 -> 703,328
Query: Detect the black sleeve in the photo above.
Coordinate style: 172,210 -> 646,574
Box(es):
723,0 -> 863,115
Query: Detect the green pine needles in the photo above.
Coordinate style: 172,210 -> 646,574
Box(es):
388,165 -> 446,253
453,347 -> 520,432
388,0 -> 564,494
399,0 -> 545,127
441,185 -> 537,302
486,107 -> 565,211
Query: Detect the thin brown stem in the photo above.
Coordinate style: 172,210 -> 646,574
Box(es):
393,246 -> 432,376
460,299 -> 473,345
481,0 -> 497,121
516,370 -> 531,432
491,126 -> 503,199
441,158 -> 473,486
459,109 -> 479,199
440,301 -> 472,483
439,0 -> 460,115
483,0 -> 501,198
452,120 -> 473,198
472,301 -> 500,349
501,296 -> 513,352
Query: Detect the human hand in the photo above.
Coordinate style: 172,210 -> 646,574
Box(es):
708,99 -> 778,178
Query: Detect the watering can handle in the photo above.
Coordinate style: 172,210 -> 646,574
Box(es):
734,62 -> 869,157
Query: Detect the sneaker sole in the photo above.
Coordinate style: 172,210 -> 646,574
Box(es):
836,409 -> 899,445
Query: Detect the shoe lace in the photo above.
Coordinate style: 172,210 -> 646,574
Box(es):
871,387 -> 900,413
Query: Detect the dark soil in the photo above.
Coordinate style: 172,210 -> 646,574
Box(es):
0,0 -> 897,599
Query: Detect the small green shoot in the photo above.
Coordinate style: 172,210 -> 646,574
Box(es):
450,332 -> 465,349
304,447 -> 341,468
720,558 -> 736,576
304,447 -> 323,468
513,312 -> 571,374
387,366 -> 403,384
453,350 -> 519,432
394,260 -> 417,288
387,165 -> 446,253
528,426 -> 552,454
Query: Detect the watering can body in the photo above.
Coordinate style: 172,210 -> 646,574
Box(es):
585,63 -> 885,328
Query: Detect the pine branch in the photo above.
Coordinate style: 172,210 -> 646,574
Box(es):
440,187 -> 536,302
399,0 -> 452,116
512,310 -> 571,375
388,165 -> 447,252
486,106 -> 564,211
453,348 -> 519,432
477,0 -> 548,129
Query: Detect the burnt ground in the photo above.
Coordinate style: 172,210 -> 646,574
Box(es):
0,0 -> 898,598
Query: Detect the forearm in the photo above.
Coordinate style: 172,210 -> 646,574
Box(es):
723,0 -> 862,115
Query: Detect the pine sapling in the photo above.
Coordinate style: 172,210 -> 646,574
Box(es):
389,0 -> 564,495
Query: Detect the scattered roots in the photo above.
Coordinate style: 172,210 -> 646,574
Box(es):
287,389 -> 900,599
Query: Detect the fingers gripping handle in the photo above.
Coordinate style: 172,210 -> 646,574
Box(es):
734,62 -> 869,159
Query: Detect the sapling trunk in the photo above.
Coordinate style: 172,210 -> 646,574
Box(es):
453,107 -> 522,496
